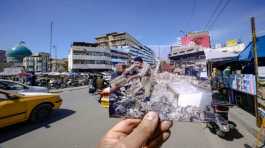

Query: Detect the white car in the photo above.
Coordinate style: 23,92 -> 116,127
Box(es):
0,79 -> 48,93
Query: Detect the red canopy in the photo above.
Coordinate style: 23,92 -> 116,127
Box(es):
17,72 -> 32,77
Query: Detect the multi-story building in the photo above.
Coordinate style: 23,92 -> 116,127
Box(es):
169,43 -> 206,69
68,42 -> 112,72
0,50 -> 7,72
0,50 -> 6,63
50,58 -> 68,72
23,52 -> 50,72
96,32 -> 155,64
169,32 -> 211,76
111,47 -> 130,66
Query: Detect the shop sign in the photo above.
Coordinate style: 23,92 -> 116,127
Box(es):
258,67 -> 265,77
229,74 -> 256,95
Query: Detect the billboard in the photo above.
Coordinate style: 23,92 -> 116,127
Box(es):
226,39 -> 238,47
181,32 -> 211,48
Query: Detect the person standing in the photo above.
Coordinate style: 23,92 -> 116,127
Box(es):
123,57 -> 152,102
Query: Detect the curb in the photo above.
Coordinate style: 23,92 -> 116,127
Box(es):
49,86 -> 89,93
192,80 -> 259,137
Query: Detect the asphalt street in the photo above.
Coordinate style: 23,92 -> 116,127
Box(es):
0,88 -> 257,148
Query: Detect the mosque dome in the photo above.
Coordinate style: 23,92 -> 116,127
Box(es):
7,41 -> 32,62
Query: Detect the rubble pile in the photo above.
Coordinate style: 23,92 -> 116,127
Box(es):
110,71 -> 212,122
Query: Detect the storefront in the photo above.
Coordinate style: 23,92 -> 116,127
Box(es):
206,35 -> 265,127
238,35 -> 265,126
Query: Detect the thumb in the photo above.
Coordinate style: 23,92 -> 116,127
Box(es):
121,112 -> 159,148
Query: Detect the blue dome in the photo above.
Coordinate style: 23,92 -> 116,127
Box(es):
7,41 -> 32,62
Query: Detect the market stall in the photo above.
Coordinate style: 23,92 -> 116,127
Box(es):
238,35 -> 265,126
205,47 -> 257,115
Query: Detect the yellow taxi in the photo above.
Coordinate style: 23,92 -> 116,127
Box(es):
0,89 -> 62,128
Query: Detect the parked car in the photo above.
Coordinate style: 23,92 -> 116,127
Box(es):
0,79 -> 48,93
0,89 -> 62,128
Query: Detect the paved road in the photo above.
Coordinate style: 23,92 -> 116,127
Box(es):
0,88 -> 256,148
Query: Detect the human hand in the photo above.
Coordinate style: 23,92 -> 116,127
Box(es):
97,112 -> 172,148
101,87 -> 110,94
128,75 -> 138,82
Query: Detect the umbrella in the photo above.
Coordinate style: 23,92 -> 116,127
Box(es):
18,72 -> 32,77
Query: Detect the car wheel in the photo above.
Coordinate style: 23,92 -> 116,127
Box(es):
30,103 -> 53,123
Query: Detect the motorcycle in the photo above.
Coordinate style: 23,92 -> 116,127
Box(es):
206,99 -> 235,137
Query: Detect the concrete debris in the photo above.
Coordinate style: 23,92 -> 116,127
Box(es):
109,71 -> 212,122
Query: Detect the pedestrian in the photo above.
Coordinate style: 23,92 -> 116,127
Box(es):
112,63 -> 127,79
123,57 -> 152,102
96,75 -> 104,91
31,72 -> 36,86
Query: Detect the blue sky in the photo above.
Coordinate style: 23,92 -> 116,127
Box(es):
0,0 -> 265,59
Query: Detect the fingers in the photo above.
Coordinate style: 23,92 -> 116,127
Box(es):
121,112 -> 159,147
149,120 -> 173,141
98,119 -> 141,148
146,131 -> 171,148
104,119 -> 141,140
108,119 -> 141,135
160,120 -> 173,132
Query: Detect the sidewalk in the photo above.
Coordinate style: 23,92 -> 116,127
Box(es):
49,85 -> 89,93
191,79 -> 260,137
229,106 -> 260,138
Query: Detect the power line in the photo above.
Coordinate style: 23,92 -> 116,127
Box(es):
207,0 -> 231,30
203,0 -> 223,31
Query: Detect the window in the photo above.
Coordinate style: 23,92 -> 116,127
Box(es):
0,82 -> 7,90
0,81 -> 28,90
8,83 -> 26,90
0,93 -> 8,100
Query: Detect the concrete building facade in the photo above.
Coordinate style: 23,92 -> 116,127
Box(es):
0,50 -> 6,63
111,47 -> 130,66
96,32 -> 155,64
169,43 -> 206,68
68,42 -> 112,72
23,52 -> 50,72
50,58 -> 68,72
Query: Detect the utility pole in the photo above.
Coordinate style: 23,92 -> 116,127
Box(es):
49,22 -> 53,72
251,17 -> 260,127
49,22 -> 53,58
158,46 -> 161,60
53,45 -> 57,72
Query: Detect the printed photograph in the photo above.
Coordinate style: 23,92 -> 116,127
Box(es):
109,57 -> 212,121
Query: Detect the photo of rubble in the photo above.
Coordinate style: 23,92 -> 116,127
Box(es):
109,68 -> 213,122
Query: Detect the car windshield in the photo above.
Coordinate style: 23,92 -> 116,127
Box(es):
0,81 -> 29,90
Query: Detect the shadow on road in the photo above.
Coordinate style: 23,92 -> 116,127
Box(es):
244,143 -> 254,148
0,108 -> 75,143
207,121 -> 244,141
221,121 -> 244,141
221,128 -> 244,141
